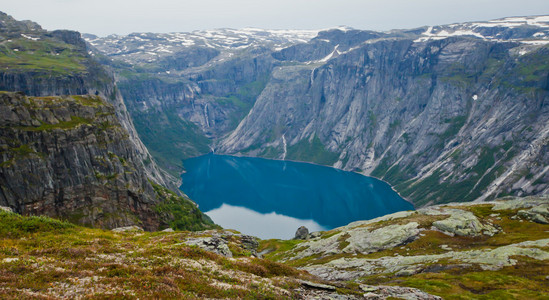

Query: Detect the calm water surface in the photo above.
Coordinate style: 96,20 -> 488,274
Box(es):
180,154 -> 414,239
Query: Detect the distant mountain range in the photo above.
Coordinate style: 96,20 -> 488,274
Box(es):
84,15 -> 549,206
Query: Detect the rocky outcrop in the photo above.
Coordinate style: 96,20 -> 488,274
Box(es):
431,209 -> 498,236
183,230 -> 260,257
266,196 -> 549,295
0,92 -> 214,230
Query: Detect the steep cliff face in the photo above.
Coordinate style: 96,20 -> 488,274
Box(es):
0,11 -> 175,189
86,31 -> 303,172
221,37 -> 549,206
88,16 -> 549,206
0,92 -> 214,230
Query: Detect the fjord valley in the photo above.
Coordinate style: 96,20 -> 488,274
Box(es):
0,10 -> 548,299
86,16 -> 549,207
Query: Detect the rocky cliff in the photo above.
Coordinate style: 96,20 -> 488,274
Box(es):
0,12 -> 216,230
0,92 -> 214,230
0,11 -> 175,189
88,16 -> 549,206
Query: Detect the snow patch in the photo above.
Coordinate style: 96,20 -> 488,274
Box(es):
21,33 -> 39,41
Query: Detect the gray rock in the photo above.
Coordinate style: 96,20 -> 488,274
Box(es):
308,231 -> 323,239
111,226 -> 144,233
184,236 -> 233,257
298,280 -> 337,291
359,284 -> 442,300
432,209 -> 497,237
294,226 -> 310,240
517,204 -> 549,224
240,235 -> 260,256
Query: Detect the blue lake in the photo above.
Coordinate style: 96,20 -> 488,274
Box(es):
180,154 -> 414,239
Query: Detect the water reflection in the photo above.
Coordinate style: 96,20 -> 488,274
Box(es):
181,154 -> 414,239
205,204 -> 327,239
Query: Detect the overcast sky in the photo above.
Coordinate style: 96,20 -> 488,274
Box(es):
2,0 -> 549,36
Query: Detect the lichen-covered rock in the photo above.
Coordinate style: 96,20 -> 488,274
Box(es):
239,235 -> 260,256
432,209 -> 497,236
344,222 -> 421,253
184,236 -> 232,257
111,226 -> 144,233
517,204 -> 549,224
359,285 -> 443,300
288,222 -> 421,261
492,196 -> 549,211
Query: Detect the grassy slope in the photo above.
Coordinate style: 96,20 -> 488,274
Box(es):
0,211 -> 338,299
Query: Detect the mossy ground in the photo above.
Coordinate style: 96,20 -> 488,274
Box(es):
0,211 -> 339,299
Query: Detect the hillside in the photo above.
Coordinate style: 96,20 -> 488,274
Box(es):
0,208 -> 371,299
0,11 -> 176,189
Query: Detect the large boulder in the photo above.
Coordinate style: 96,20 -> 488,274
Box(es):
432,209 -> 497,236
294,226 -> 309,240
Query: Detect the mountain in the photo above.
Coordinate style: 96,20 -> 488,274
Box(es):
0,12 -> 214,230
87,16 -> 549,206
84,27 -> 320,173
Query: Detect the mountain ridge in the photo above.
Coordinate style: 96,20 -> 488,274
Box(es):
85,14 -> 549,206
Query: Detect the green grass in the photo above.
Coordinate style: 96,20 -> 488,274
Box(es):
17,115 -> 92,131
151,182 -> 218,231
0,38 -> 86,75
0,211 -> 75,238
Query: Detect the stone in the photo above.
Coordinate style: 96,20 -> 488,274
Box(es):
294,226 -> 309,240
308,231 -> 322,239
240,235 -> 260,256
432,209 -> 497,237
344,222 -> 421,253
112,226 -> 144,233
184,236 -> 233,257
298,280 -> 336,291
517,204 -> 549,224
161,228 -> 175,232
0,206 -> 13,213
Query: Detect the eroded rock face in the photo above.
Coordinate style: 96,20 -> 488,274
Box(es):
0,92 -> 211,230
0,11 -> 177,192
